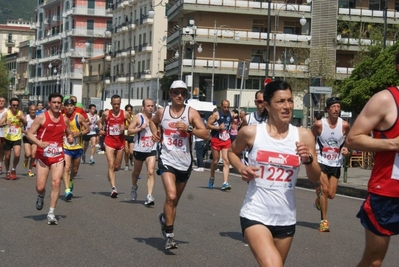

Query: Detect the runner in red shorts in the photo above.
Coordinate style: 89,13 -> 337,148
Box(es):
98,95 -> 131,198
26,92 -> 73,225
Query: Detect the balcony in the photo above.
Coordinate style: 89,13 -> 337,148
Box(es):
65,7 -> 112,17
5,39 -> 15,47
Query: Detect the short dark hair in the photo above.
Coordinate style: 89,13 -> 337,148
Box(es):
125,104 -> 133,110
111,95 -> 121,101
89,104 -> 96,109
9,97 -> 20,104
48,92 -> 63,102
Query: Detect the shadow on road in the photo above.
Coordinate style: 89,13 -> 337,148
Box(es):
23,214 -> 67,222
296,220 -> 319,230
134,237 -> 188,254
219,231 -> 245,243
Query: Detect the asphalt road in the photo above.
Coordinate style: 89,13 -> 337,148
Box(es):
1,153 -> 398,267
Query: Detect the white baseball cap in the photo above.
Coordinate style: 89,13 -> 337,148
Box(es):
170,80 -> 187,90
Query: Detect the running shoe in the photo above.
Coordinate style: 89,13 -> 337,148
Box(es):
69,181 -> 74,192
47,213 -> 58,225
193,167 -> 204,172
221,182 -> 232,191
89,158 -> 95,165
10,170 -> 17,180
315,186 -> 321,211
95,144 -> 101,148
36,195 -> 44,210
208,177 -> 215,189
131,185 -> 138,201
65,189 -> 73,201
110,188 -> 118,198
27,170 -> 35,177
23,159 -> 28,168
81,154 -> 86,164
318,219 -> 330,232
5,172 -> 10,180
144,194 -> 155,206
165,233 -> 178,250
158,213 -> 167,237
124,165 -> 129,171
97,150 -> 105,155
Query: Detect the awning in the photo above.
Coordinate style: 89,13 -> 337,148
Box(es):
292,109 -> 303,119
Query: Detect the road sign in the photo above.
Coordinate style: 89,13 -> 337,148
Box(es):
264,77 -> 272,85
310,86 -> 332,94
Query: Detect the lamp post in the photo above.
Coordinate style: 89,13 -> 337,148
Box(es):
272,4 -> 307,79
211,20 -> 239,103
157,37 -> 179,106
265,0 -> 272,79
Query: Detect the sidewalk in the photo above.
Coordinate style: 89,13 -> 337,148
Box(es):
205,162 -> 371,199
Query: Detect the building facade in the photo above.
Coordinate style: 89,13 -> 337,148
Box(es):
28,0 -> 112,104
106,0 -> 168,105
162,0 -> 399,126
0,19 -> 35,56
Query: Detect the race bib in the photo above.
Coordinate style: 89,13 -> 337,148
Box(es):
7,125 -> 19,136
164,130 -> 188,152
219,129 -> 230,141
322,146 -> 340,162
109,125 -> 121,136
140,136 -> 154,149
253,150 -> 300,190
44,143 -> 62,158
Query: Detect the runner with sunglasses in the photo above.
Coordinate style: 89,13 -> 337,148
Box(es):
241,90 -> 267,126
0,98 -> 27,180
150,80 -> 209,250
311,97 -> 350,232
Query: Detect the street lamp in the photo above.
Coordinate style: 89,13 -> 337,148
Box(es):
272,4 -> 307,79
211,20 -> 239,102
183,20 -> 203,99
157,36 -> 179,106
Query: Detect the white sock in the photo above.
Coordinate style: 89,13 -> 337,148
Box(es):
49,207 -> 55,214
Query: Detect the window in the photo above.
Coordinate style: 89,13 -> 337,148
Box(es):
396,0 -> 399,11
252,19 -> 267,33
251,50 -> 265,63
88,0 -> 95,9
7,33 -> 12,43
338,0 -> 356,8
246,77 -> 261,90
87,19 -> 94,30
283,21 -> 301,35
369,0 -> 383,10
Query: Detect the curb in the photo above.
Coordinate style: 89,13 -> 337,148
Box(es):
204,162 -> 368,199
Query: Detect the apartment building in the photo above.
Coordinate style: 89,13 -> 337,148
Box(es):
106,0 -> 167,104
162,0 -> 399,126
0,19 -> 35,56
28,0 -> 112,104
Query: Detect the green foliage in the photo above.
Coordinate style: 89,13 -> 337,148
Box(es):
339,42 -> 399,114
0,0 -> 36,23
0,57 -> 9,98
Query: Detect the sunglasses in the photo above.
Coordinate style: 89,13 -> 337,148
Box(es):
171,90 -> 187,97
11,104 -> 19,107
255,100 -> 264,104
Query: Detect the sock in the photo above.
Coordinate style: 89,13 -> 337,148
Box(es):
11,168 -> 15,171
90,156 -> 93,160
165,225 -> 174,234
49,207 -> 55,214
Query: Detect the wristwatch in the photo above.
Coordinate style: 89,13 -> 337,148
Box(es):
187,125 -> 194,133
302,153 -> 313,165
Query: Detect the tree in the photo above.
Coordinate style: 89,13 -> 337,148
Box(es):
339,42 -> 399,114
0,57 -> 10,99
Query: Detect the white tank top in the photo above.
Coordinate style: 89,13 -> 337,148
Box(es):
316,117 -> 346,167
24,114 -> 36,136
87,113 -> 99,135
159,105 -> 192,171
134,113 -> 156,153
245,112 -> 267,125
240,123 -> 300,226
0,108 -> 7,137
